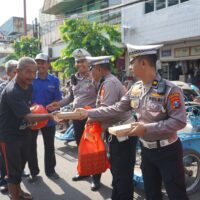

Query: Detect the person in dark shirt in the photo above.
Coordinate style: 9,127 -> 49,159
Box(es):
0,57 -> 53,200
0,60 -> 17,193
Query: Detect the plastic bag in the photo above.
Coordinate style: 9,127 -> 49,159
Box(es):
77,121 -> 110,176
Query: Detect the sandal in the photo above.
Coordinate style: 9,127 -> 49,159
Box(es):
19,191 -> 33,200
9,192 -> 33,200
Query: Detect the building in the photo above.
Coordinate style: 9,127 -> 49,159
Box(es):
0,17 -> 33,64
122,0 -> 200,81
0,17 -> 32,41
40,0 -> 121,59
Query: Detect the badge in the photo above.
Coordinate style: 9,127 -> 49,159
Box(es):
152,80 -> 158,89
76,50 -> 84,59
131,88 -> 141,96
168,93 -> 181,109
131,100 -> 139,108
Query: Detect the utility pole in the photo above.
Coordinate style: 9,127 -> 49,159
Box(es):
24,0 -> 27,35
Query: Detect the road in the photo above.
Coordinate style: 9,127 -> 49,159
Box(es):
1,134 -> 200,200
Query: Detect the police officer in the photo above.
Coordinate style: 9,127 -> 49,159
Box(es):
78,55 -> 137,198
74,44 -> 189,200
47,49 -> 98,187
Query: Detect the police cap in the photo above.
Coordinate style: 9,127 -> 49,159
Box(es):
72,49 -> 91,61
127,44 -> 163,62
86,56 -> 112,70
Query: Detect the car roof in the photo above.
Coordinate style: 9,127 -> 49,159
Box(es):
171,81 -> 191,90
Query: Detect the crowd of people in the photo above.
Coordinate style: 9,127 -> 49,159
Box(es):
0,43 -> 189,200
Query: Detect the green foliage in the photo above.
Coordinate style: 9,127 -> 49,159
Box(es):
6,36 -> 41,61
52,18 -> 123,77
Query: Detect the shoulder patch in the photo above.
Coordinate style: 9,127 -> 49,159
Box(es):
168,92 -> 181,109
100,86 -> 105,98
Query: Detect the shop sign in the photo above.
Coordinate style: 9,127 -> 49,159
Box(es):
191,46 -> 200,56
174,47 -> 189,58
161,49 -> 171,57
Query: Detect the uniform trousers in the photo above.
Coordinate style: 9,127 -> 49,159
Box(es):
27,126 -> 56,176
72,119 -> 87,146
109,135 -> 137,200
141,138 -> 189,200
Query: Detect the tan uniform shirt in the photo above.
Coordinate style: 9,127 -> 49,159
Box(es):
60,72 -> 97,109
88,74 -> 187,141
92,73 -> 131,129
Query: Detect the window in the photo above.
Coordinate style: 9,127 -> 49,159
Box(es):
168,0 -> 178,7
145,0 -> 154,13
181,0 -> 189,2
87,0 -> 95,11
156,0 -> 166,10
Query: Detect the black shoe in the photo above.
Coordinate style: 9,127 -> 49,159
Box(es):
27,175 -> 38,183
47,172 -> 59,180
0,185 -> 8,193
91,181 -> 101,191
72,174 -> 89,181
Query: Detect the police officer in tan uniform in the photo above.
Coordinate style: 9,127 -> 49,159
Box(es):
74,44 -> 189,200
47,49 -> 98,183
81,56 -> 137,198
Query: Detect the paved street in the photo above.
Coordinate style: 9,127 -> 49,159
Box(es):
1,134 -> 200,200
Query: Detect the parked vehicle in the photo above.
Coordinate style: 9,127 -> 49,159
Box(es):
171,81 -> 200,101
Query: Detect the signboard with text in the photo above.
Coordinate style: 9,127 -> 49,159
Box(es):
174,47 -> 190,58
191,46 -> 200,56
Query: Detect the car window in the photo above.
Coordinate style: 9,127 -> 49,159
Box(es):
183,89 -> 198,101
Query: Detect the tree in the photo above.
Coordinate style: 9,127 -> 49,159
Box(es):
6,36 -> 40,61
52,18 -> 123,77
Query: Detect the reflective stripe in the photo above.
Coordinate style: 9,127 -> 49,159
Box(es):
0,142 -> 9,176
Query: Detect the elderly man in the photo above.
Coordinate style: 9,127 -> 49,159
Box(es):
0,60 -> 17,93
0,57 -> 53,200
0,60 -> 17,193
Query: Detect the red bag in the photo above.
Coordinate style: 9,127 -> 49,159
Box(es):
77,121 -> 110,176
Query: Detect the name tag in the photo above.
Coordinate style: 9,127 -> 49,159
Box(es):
48,85 -> 55,89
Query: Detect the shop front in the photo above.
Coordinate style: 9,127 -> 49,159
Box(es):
159,41 -> 200,88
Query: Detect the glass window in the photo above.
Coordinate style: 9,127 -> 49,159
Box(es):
168,0 -> 178,7
87,0 -> 95,11
156,0 -> 166,10
145,0 -> 154,13
181,0 -> 189,2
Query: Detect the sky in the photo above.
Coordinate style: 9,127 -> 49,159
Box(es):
0,0 -> 44,26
